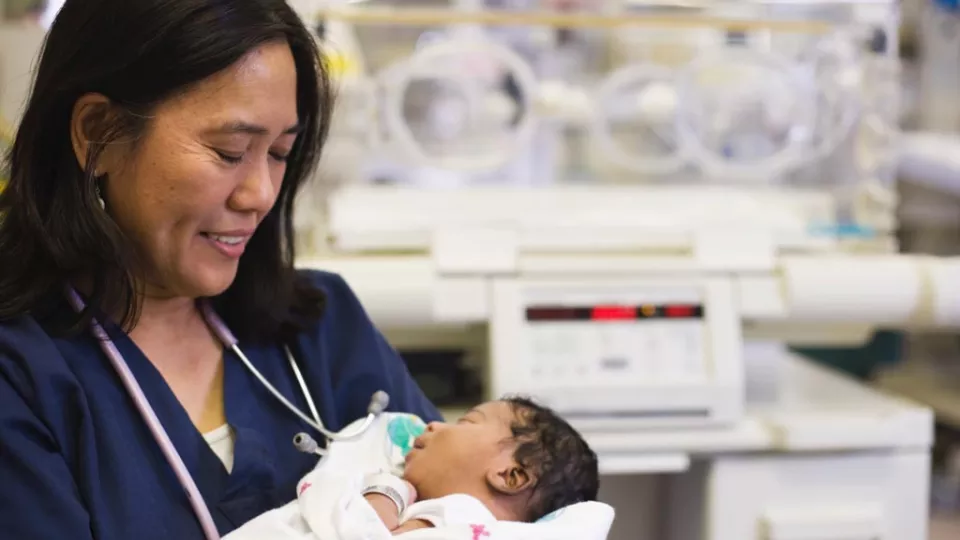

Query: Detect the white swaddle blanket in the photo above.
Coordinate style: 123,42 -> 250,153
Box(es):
224,413 -> 615,540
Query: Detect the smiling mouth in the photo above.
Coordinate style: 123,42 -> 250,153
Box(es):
202,233 -> 248,245
200,231 -> 255,259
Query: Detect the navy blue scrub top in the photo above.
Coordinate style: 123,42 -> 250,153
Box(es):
0,270 -> 442,540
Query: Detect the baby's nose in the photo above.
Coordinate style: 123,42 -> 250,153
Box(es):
425,421 -> 445,433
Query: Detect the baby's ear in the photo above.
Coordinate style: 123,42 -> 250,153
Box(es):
486,463 -> 536,496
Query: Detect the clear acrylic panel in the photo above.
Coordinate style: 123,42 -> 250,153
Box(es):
315,0 -> 900,232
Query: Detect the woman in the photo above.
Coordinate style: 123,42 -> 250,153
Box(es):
0,1 -> 441,539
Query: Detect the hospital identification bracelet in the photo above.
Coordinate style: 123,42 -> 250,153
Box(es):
361,472 -> 410,516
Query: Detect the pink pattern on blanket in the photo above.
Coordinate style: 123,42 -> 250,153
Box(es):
470,524 -> 490,540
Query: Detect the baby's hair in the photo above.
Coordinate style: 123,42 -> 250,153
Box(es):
502,395 -> 600,522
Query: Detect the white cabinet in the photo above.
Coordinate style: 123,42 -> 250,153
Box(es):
665,451 -> 931,540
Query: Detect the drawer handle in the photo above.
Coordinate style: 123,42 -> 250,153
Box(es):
762,505 -> 883,540
598,453 -> 690,474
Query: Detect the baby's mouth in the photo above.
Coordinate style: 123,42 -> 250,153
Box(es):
413,437 -> 425,450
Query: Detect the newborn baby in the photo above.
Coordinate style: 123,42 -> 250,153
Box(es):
362,396 -> 600,535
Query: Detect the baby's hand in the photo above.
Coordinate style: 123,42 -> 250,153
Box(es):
391,519 -> 432,536
403,480 -> 418,506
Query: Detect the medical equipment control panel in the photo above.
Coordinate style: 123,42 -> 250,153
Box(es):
524,302 -> 707,384
489,278 -> 743,428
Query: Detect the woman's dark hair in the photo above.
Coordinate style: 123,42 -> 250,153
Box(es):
0,0 -> 333,342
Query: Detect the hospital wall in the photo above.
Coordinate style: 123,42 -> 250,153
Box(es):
0,22 -> 44,125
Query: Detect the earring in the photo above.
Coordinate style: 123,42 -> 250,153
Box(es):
94,174 -> 106,210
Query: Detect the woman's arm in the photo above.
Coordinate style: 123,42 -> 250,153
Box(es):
0,372 -> 94,539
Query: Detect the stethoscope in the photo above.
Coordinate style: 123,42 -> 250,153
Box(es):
65,288 -> 391,540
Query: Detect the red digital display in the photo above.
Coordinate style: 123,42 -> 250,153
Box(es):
665,305 -> 696,318
525,307 -> 582,321
591,306 -> 636,320
526,304 -> 703,322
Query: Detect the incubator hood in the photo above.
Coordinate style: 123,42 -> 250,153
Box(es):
294,0 -> 960,431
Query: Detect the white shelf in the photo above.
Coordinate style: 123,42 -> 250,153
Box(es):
874,366 -> 960,429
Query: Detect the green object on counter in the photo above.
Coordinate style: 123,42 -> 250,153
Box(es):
791,331 -> 905,380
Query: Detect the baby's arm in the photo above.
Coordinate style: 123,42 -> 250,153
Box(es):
364,493 -> 431,535
360,473 -> 421,533
364,492 -> 403,531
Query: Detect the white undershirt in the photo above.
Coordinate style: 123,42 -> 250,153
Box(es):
204,424 -> 236,473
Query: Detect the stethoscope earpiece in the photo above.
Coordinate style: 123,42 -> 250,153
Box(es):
369,390 -> 390,415
293,432 -> 326,457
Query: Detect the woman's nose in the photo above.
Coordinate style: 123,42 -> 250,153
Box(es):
230,159 -> 279,214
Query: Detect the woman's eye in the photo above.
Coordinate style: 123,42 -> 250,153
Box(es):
216,150 -> 244,165
269,151 -> 290,163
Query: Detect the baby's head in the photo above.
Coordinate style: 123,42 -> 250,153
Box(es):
402,396 -> 599,522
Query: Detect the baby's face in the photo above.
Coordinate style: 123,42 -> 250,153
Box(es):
403,401 -> 516,500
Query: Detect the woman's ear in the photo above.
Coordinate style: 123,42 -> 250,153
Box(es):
486,463 -> 536,496
70,93 -> 114,174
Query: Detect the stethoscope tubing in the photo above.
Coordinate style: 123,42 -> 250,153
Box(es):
66,289 -> 389,540
67,288 -> 222,540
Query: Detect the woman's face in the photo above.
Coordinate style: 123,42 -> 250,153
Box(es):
96,41 -> 300,300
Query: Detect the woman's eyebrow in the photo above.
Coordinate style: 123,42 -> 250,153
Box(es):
204,121 -> 301,136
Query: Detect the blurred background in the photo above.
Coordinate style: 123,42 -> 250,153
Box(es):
4,0 -> 960,538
